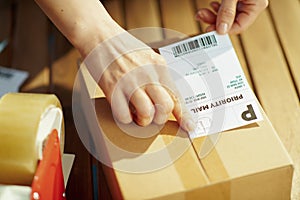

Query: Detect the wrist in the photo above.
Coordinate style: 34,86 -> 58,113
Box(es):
70,17 -> 126,58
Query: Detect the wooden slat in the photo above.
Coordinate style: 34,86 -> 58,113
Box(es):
160,0 -> 199,36
124,0 -> 163,43
125,0 -> 161,28
52,49 -> 80,90
13,0 -> 49,92
268,0 -> 300,96
0,2 -> 12,66
240,9 -> 300,199
102,0 -> 126,28
64,106 -> 94,200
194,0 -> 210,32
95,160 -> 113,200
194,0 -> 253,89
0,2 -> 10,41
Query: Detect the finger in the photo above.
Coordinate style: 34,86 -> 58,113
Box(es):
228,1 -> 268,34
210,1 -> 221,13
110,88 -> 133,124
170,91 -> 196,132
229,12 -> 254,34
196,9 -> 217,24
155,64 -> 196,132
216,0 -> 238,34
145,84 -> 174,125
129,88 -> 155,126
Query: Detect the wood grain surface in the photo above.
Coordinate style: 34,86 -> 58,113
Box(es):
1,0 -> 298,199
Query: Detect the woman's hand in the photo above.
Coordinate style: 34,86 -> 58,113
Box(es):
84,32 -> 196,132
196,0 -> 269,34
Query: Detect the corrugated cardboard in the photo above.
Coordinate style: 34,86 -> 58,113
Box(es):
78,65 -> 293,200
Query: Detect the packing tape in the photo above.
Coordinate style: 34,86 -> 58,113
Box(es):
161,122 -> 210,189
193,136 -> 230,182
160,123 -> 231,199
166,116 -> 230,197
0,93 -> 64,186
189,136 -> 231,199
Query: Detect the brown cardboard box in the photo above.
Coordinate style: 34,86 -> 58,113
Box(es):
77,66 -> 293,200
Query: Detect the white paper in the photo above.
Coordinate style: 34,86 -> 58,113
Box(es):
0,185 -> 31,200
62,154 -> 75,187
0,66 -> 28,98
159,31 -> 263,138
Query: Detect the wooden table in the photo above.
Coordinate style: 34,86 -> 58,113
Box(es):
0,0 -> 299,199
101,0 -> 300,198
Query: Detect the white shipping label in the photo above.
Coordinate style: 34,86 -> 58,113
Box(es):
159,31 -> 263,138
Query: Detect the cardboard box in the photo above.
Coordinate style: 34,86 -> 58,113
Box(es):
77,65 -> 293,200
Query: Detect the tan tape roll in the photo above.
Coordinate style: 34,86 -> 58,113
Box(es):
0,93 -> 64,186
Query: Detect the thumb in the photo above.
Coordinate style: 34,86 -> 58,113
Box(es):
217,0 -> 238,34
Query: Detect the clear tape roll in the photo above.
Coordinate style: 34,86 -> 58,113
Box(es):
0,93 -> 64,186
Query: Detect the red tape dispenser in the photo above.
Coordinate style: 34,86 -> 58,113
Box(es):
31,130 -> 65,200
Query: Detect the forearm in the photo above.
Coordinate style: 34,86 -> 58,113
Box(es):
35,0 -> 126,57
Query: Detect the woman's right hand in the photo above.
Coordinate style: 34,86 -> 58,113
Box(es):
84,32 -> 196,132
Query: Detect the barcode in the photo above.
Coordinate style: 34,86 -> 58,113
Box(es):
172,34 -> 217,57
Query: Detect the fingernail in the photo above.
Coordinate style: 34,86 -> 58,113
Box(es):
185,119 -> 196,132
155,114 -> 168,125
196,11 -> 204,20
218,23 -> 228,34
149,106 -> 155,119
